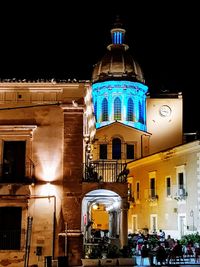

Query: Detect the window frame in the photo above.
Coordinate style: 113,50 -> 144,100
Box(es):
0,207 -> 22,250
99,144 -> 108,159
126,143 -> 135,160
102,98 -> 108,122
0,125 -> 36,183
114,97 -> 121,121
112,137 -> 122,160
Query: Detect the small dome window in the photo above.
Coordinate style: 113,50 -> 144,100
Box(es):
112,31 -> 123,45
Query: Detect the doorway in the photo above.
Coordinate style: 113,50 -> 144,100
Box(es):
82,189 -> 122,258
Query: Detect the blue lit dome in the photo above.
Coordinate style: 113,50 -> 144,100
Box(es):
92,18 -> 148,131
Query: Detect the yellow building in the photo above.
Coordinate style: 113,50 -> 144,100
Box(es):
128,140 -> 200,239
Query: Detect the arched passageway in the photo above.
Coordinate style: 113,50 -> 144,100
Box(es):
81,189 -> 128,258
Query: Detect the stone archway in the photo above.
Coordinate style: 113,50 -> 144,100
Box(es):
81,188 -> 128,258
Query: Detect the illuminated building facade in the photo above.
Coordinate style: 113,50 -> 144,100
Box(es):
127,140 -> 200,239
90,17 -> 194,244
0,17 -> 197,267
0,82 -> 92,267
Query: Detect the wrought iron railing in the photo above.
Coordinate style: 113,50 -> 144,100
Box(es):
0,159 -> 35,184
83,160 -> 129,183
144,189 -> 159,202
172,185 -> 187,201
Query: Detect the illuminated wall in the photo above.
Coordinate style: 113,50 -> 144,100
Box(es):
127,141 -> 200,238
146,96 -> 183,154
92,80 -> 148,131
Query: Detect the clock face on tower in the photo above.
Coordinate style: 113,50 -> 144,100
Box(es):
159,105 -> 172,117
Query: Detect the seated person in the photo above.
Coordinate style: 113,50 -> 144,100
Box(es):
167,240 -> 183,264
165,234 -> 175,249
159,229 -> 165,242
194,244 -> 200,263
140,241 -> 152,265
185,241 -> 194,257
155,241 -> 167,265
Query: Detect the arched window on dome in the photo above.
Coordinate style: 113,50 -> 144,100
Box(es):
138,101 -> 144,124
94,101 -> 97,121
102,98 -> 108,121
113,31 -> 123,45
127,98 -> 134,121
114,97 -> 121,121
112,138 -> 121,159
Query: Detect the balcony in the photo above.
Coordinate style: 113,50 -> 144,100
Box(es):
0,159 -> 35,184
144,189 -> 158,202
172,186 -> 187,201
83,161 -> 129,183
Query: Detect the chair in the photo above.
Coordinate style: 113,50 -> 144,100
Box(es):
195,247 -> 200,263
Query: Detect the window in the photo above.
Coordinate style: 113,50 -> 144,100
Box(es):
132,215 -> 137,233
178,172 -> 186,196
102,98 -> 108,121
128,183 -> 132,201
126,144 -> 134,159
94,101 -> 97,121
178,172 -> 184,189
99,144 -> 107,159
112,138 -> 121,159
150,214 -> 158,233
136,182 -> 140,200
0,125 -> 36,183
176,165 -> 186,197
166,177 -> 171,197
0,207 -> 22,250
138,101 -> 144,123
2,141 -> 26,181
113,31 -> 123,44
150,178 -> 156,198
114,97 -> 121,120
127,98 -> 134,121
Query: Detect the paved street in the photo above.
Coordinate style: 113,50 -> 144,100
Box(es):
134,255 -> 200,266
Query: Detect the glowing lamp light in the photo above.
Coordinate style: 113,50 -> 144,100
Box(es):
93,203 -> 99,210
39,182 -> 57,196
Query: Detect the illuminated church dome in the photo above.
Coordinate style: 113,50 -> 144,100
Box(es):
92,18 -> 148,131
92,19 -> 145,84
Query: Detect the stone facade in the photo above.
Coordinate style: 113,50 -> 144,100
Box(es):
0,82 -> 87,267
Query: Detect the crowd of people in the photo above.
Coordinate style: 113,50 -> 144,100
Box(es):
128,230 -> 200,265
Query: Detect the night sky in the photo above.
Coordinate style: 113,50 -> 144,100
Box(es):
0,2 -> 198,133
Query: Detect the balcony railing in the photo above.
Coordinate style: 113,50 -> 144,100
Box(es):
83,160 -> 129,183
172,185 -> 187,200
144,189 -> 158,202
0,159 -> 35,184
